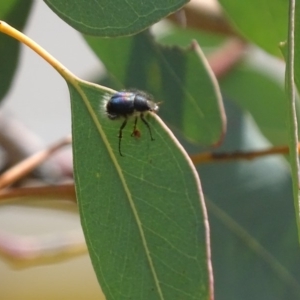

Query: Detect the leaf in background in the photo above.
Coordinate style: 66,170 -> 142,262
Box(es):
0,0 -> 19,18
194,99 -> 300,300
85,31 -> 225,146
69,81 -> 213,299
43,0 -> 188,37
219,62 -> 300,145
218,0 -> 288,57
158,25 -> 226,49
0,0 -> 33,103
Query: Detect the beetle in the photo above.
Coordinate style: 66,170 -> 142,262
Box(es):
103,89 -> 159,156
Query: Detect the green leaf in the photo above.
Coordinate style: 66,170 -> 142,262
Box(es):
219,62 -> 295,145
0,0 -> 19,18
196,100 -> 300,299
218,0 -> 288,57
0,0 -> 33,102
85,31 -> 225,146
158,25 -> 226,49
43,0 -> 188,37
69,80 -> 212,299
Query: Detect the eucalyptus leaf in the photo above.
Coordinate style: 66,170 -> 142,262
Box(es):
196,99 -> 300,300
85,31 -> 225,146
219,63 -> 296,145
0,0 -> 33,102
43,0 -> 188,37
218,0 -> 288,57
0,0 -> 19,18
158,25 -> 226,49
69,80 -> 213,299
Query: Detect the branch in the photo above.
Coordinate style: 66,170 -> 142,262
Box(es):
190,145 -> 291,164
0,135 -> 72,190
0,183 -> 76,202
168,0 -> 240,37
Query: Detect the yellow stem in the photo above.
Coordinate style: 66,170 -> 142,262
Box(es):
0,21 -> 76,82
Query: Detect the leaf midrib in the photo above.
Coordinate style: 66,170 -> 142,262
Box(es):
74,80 -> 165,300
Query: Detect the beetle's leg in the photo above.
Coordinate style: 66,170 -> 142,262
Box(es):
141,114 -> 154,141
118,118 -> 127,156
131,117 -> 138,137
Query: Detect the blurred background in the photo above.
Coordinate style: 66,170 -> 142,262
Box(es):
0,1 -> 105,299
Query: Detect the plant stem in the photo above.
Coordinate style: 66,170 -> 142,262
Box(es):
286,0 -> 300,243
190,145 -> 293,164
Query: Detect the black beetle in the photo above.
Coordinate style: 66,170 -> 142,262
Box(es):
103,89 -> 159,156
